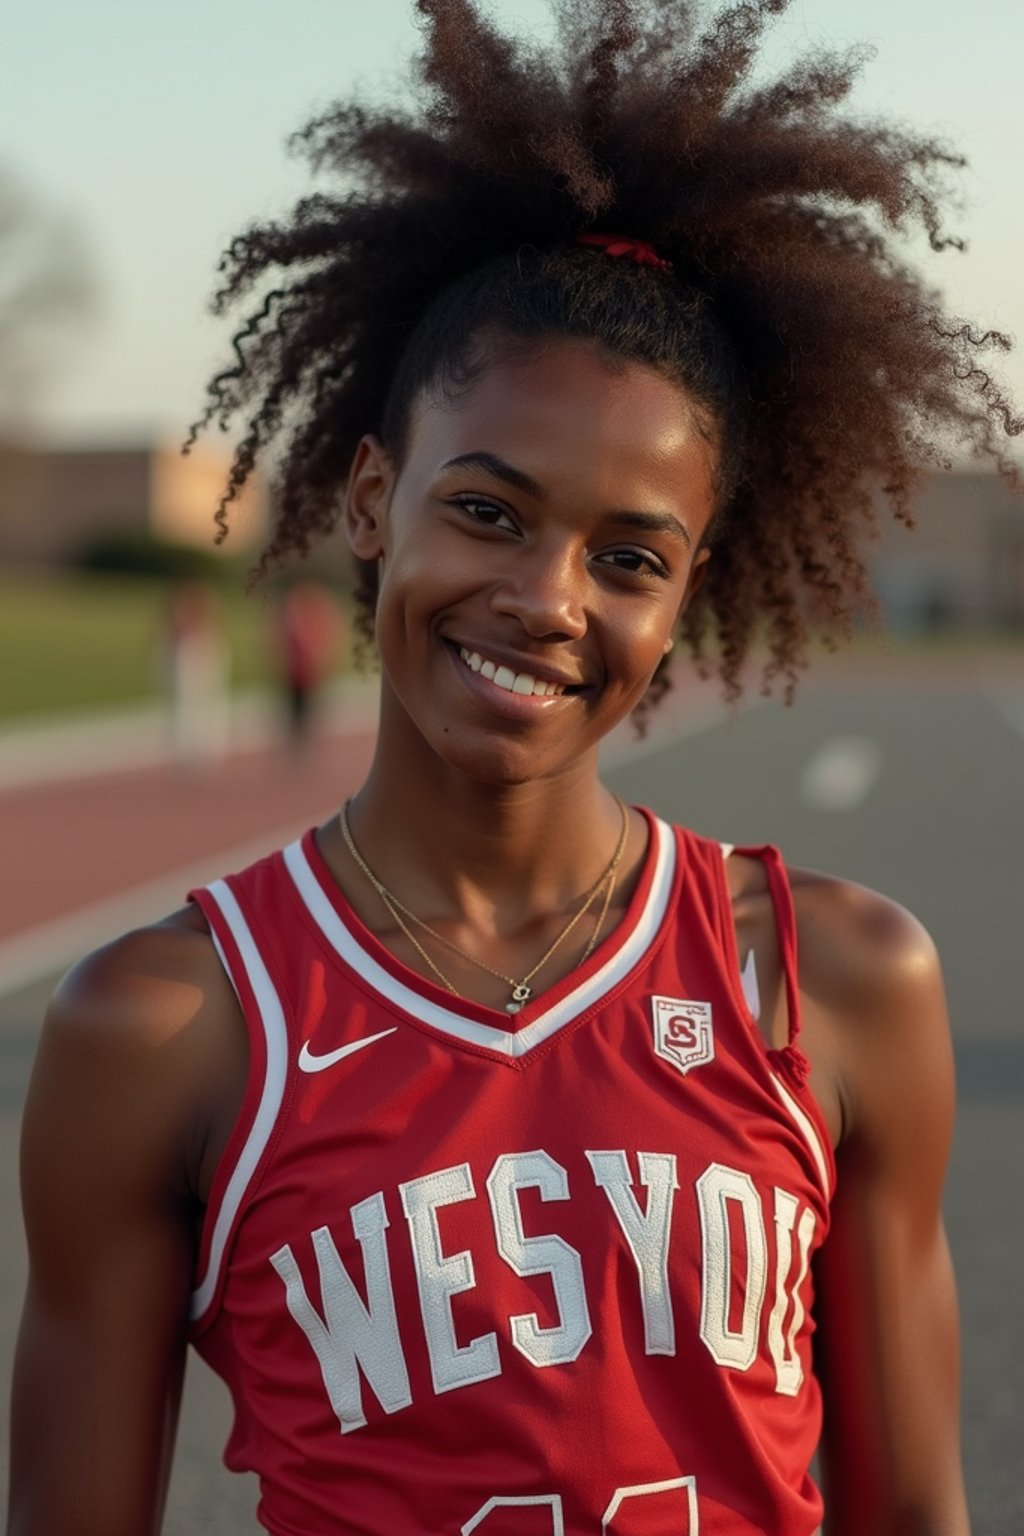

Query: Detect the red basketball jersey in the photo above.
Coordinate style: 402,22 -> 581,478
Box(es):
189,810 -> 834,1536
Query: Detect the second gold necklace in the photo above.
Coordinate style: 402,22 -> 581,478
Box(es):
340,798 -> 630,1013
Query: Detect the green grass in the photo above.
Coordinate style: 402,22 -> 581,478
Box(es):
0,568 -> 1017,726
0,569 -> 282,721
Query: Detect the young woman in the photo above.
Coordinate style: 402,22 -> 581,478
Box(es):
10,2 -> 1020,1533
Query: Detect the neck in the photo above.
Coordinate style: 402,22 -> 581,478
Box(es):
319,689 -> 649,1009
326,671 -> 652,972
350,760 -> 624,920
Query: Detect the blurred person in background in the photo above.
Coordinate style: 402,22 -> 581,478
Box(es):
9,2 -> 1021,1534
275,579 -> 346,750
160,579 -> 230,769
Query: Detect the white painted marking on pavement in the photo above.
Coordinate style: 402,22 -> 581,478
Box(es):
800,735 -> 881,811
982,685 -> 1024,748
0,681 -> 749,1001
0,822 -> 320,1001
0,682 -> 380,792
601,693 -> 764,769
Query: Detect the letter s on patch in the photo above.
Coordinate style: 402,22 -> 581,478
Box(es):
651,997 -> 715,1077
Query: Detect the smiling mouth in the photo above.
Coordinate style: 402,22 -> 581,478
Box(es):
456,646 -> 581,699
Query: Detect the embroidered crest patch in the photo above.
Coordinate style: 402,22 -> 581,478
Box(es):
651,997 -> 715,1077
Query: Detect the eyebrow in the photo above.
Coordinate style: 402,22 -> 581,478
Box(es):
608,509 -> 692,549
439,451 -> 692,548
439,452 -> 545,501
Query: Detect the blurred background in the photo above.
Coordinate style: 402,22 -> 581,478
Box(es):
1,1 -> 1022,1531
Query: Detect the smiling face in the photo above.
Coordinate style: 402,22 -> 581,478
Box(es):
344,337 -> 719,788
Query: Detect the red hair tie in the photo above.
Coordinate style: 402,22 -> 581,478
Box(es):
577,231 -> 673,273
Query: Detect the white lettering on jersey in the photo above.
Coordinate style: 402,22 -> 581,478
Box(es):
268,1191 -> 411,1434
399,1163 -> 501,1393
273,1153 -> 819,1429
768,1187 -> 816,1395
586,1150 -> 679,1356
486,1151 -> 593,1366
696,1163 -> 768,1371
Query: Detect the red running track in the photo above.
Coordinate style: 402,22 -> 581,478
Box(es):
0,731 -> 377,944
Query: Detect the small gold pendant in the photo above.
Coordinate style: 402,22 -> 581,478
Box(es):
506,982 -> 531,1014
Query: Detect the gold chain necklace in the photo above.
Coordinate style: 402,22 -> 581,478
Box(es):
339,797 -> 629,1013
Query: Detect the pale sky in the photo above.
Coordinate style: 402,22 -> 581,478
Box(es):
3,0 -> 1022,446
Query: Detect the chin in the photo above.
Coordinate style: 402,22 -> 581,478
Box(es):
431,724 -> 582,790
442,742 -> 552,789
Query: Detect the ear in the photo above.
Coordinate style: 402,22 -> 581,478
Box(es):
342,435 -> 395,561
677,546 -> 711,619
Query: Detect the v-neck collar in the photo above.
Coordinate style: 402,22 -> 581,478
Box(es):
283,808 -> 678,1061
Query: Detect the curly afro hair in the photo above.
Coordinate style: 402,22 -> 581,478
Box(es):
190,0 -> 1021,702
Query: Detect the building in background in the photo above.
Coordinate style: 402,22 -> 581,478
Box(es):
868,471 -> 1024,633
0,448 -> 1020,630
0,438 -> 265,565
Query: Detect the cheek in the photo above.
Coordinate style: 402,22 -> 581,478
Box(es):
383,524 -> 505,637
372,538 -> 463,661
604,604 -> 676,683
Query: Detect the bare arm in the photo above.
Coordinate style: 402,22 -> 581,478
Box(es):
8,916 -> 242,1536
800,883 -> 970,1536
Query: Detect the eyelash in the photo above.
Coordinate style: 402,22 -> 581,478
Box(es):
451,496 -> 515,529
598,548 -> 670,580
449,497 -> 670,580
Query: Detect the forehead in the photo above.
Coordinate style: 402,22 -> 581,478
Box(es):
403,338 -> 718,520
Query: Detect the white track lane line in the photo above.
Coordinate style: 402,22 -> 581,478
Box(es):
601,693 -> 763,769
0,821 -> 322,1002
800,735 -> 881,812
0,682 -> 381,792
982,683 -> 1024,747
1,687 -> 750,1002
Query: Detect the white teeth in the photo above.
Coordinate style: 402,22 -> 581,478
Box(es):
458,645 -> 566,699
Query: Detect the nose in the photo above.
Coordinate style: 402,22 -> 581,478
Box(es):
489,540 -> 588,641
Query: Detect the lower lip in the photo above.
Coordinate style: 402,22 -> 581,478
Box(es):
445,645 -> 581,722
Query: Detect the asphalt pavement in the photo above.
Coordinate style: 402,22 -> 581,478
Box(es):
1,654 -> 1021,1533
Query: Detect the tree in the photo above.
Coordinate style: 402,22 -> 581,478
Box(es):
0,165 -> 95,430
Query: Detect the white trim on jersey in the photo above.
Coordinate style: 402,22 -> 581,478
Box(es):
282,817 -> 678,1061
191,878 -> 291,1323
769,1070 -> 831,1201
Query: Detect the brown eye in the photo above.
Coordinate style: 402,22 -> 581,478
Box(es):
453,497 -> 518,531
598,547 -> 668,578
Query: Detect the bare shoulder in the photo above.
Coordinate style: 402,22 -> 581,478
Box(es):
726,853 -> 949,1146
786,867 -> 953,1151
788,866 -> 942,1010
42,906 -> 239,1105
47,902 -> 231,1047
49,901 -> 200,1014
28,904 -> 247,1203
729,850 -> 940,996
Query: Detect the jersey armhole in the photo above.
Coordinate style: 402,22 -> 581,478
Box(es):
187,877 -> 293,1337
718,841 -> 803,1049
719,843 -> 836,1199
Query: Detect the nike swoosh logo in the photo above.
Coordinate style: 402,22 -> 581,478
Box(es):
298,1027 -> 398,1073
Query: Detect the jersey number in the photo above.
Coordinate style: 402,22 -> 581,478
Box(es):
462,1475 -> 697,1534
